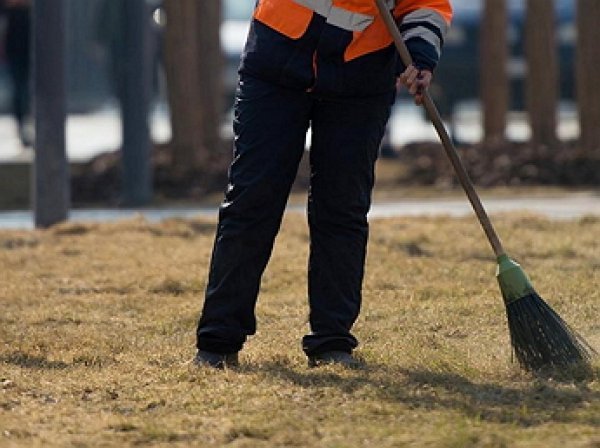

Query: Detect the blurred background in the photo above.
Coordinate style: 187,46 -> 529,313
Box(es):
0,0 -> 598,216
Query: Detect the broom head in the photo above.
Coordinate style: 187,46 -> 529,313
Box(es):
496,255 -> 597,371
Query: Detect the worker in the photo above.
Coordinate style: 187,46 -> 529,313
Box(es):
195,0 -> 453,368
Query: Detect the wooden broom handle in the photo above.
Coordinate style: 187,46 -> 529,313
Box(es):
375,0 -> 506,258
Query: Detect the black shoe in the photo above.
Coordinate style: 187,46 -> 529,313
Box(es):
193,350 -> 239,369
308,350 -> 361,368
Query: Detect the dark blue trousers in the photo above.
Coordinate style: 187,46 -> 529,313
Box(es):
197,75 -> 394,356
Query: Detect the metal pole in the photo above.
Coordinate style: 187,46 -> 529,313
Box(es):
32,0 -> 69,228
121,0 -> 153,206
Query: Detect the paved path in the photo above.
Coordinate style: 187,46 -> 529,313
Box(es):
366,194 -> 600,220
0,102 -> 581,163
0,107 -> 172,163
1,194 -> 598,230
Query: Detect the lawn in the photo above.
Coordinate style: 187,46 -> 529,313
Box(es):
1,212 -> 598,447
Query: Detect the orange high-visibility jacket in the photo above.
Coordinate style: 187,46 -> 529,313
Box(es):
254,0 -> 452,62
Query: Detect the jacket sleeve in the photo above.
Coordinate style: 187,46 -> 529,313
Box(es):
393,0 -> 453,72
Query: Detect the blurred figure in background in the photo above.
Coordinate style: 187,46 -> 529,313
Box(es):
0,0 -> 32,147
94,0 -> 126,107
94,0 -> 164,108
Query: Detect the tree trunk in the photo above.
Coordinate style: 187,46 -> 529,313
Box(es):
163,0 -> 223,170
576,0 -> 600,156
480,0 -> 508,144
525,0 -> 558,152
196,2 -> 223,158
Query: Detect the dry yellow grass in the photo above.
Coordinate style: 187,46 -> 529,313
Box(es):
1,212 -> 599,447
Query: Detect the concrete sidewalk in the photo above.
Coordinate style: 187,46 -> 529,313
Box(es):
1,193 -> 598,230
0,105 -> 172,163
366,194 -> 600,220
0,101 -> 582,163
0,105 -> 594,229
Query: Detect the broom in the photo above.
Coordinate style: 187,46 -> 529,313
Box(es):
375,0 -> 597,371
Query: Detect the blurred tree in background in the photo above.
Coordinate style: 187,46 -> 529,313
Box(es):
525,0 -> 558,152
576,0 -> 600,157
480,0 -> 508,144
20,0 -> 600,210
163,0 -> 223,171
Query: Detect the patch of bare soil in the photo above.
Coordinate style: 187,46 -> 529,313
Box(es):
396,140 -> 600,187
70,143 -> 231,206
70,140 -> 600,205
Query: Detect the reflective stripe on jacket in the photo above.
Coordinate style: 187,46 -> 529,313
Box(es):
254,0 -> 452,61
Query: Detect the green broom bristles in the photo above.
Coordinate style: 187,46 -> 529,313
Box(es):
497,255 -> 596,372
505,291 -> 597,371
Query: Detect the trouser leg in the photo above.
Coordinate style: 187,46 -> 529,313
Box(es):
197,75 -> 311,354
9,61 -> 30,131
302,92 -> 394,356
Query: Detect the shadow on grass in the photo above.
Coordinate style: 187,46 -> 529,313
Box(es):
0,352 -> 70,370
250,361 -> 600,427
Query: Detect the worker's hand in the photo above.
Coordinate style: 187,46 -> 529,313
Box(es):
398,65 -> 432,105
